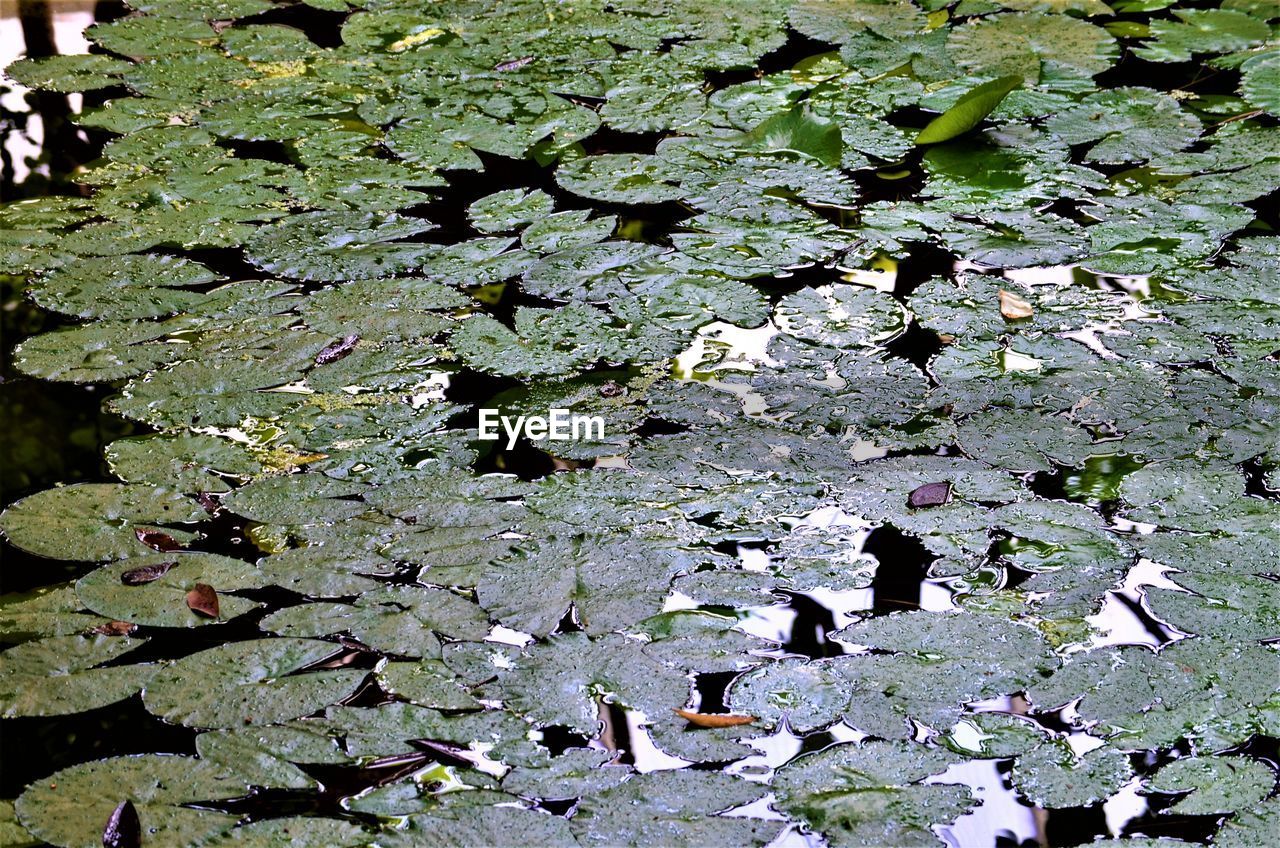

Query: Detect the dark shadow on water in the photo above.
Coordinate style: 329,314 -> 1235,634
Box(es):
864,524 -> 932,614
0,695 -> 198,797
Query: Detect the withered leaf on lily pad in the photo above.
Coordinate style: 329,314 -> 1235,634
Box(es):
88,620 -> 138,637
999,289 -> 1034,320
907,482 -> 952,508
120,561 -> 176,586
134,528 -> 185,552
314,334 -> 359,366
185,583 -> 219,619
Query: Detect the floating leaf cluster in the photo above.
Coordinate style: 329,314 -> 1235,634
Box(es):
1,0 -> 1278,845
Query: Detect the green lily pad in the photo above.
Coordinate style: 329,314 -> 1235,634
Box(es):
14,755 -> 243,848
0,484 -> 205,561
142,638 -> 366,728
1148,756 -> 1274,814
0,634 -> 154,718
75,552 -> 263,627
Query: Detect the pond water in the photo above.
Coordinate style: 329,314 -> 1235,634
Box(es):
1,1 -> 1278,847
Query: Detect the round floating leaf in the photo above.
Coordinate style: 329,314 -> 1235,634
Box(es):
1240,52 -> 1280,116
0,585 -> 111,641
382,807 -> 580,848
0,484 -> 204,561
75,552 -> 263,628
774,741 -> 975,848
467,189 -> 556,234
222,474 -> 370,525
571,770 -> 781,848
502,748 -> 631,801
142,638 -> 366,728
14,755 -> 243,848
12,319 -> 184,383
0,634 -> 154,718
1135,9 -> 1270,63
376,659 -> 480,709
1148,756 -> 1274,815
1046,88 -> 1202,164
727,657 -> 851,732
29,254 -> 221,320
947,13 -> 1119,82
1013,741 -> 1132,808
4,54 -> 132,92
206,816 -> 370,847
556,154 -> 683,205
255,545 -> 394,598
774,283 -> 906,348
261,586 -> 489,657
196,725 -> 349,791
743,106 -> 843,167
521,210 -> 617,253
245,212 -> 438,281
487,633 -> 691,737
477,534 -> 699,636
106,433 -> 263,494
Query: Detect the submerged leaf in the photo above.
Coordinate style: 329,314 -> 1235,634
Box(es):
744,106 -> 844,167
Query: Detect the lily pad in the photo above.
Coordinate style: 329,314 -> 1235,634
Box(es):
0,484 -> 205,561
14,755 -> 243,848
142,638 -> 366,728
0,635 -> 154,718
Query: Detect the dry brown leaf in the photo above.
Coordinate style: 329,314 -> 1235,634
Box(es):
186,583 -> 220,618
88,620 -> 138,637
673,708 -> 756,728
315,334 -> 359,365
134,528 -> 184,552
999,289 -> 1034,320
120,561 -> 176,586
907,481 -> 952,509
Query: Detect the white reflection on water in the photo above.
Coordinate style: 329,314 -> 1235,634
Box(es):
1087,557 -> 1187,650
1,0 -> 96,184
933,759 -> 1040,848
